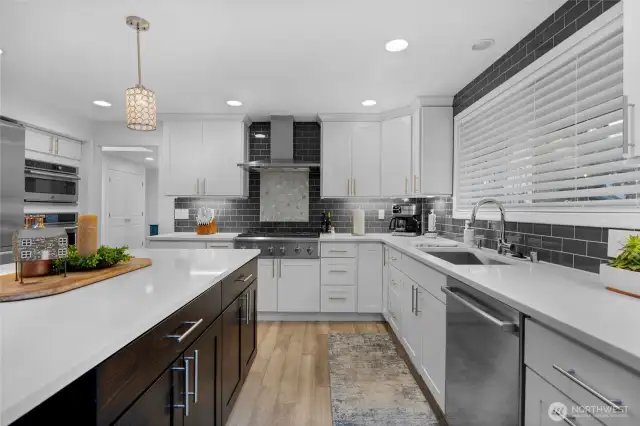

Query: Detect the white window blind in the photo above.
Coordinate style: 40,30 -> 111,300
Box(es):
456,21 -> 639,215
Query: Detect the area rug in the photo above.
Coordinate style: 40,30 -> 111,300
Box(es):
328,333 -> 440,426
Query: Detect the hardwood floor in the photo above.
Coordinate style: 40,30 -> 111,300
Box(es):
225,321 -> 387,426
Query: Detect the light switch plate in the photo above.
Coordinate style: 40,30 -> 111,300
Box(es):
608,229 -> 640,257
175,209 -> 189,220
378,209 -> 385,220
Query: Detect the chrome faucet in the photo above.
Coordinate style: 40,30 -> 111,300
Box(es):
470,198 -> 513,255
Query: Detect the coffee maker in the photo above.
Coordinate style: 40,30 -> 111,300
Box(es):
388,203 -> 422,236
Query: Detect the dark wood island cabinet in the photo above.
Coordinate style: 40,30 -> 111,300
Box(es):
13,259 -> 258,426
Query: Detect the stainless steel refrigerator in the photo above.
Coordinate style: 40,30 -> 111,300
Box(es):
0,117 -> 25,264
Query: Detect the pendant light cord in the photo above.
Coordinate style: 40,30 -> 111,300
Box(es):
136,28 -> 142,86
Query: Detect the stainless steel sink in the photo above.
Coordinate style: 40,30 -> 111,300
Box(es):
423,250 -> 509,266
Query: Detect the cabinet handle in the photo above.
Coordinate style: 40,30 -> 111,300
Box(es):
49,136 -> 54,153
203,178 -> 206,194
347,178 -> 350,196
166,319 -> 203,343
329,249 -> 348,253
193,350 -> 199,403
353,178 -> 356,196
272,259 -> 275,278
411,285 -> 415,313
329,269 -> 348,273
552,365 -> 624,411
196,178 -> 200,194
405,177 -> 408,194
414,287 -> 420,315
329,296 -> 347,300
171,357 -> 190,416
390,256 -> 397,261
279,259 -> 282,278
236,273 -> 253,282
414,174 -> 417,193
55,138 -> 59,154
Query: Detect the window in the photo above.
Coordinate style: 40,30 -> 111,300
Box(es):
454,10 -> 636,226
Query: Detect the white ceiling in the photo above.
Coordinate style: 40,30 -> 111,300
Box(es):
0,0 -> 564,122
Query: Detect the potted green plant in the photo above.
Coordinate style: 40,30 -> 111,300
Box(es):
600,235 -> 640,297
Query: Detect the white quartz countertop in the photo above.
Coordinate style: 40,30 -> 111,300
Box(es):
0,248 -> 260,426
147,232 -> 239,241
321,233 -> 640,374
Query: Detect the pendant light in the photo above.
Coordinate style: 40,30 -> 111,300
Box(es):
125,16 -> 156,131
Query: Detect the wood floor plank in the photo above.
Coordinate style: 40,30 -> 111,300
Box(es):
277,323 -> 304,404
302,323 -> 318,354
329,322 -> 356,333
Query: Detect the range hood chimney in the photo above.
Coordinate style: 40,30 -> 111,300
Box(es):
237,115 -> 320,171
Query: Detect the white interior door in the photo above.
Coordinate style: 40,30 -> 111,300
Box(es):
381,115 -> 412,197
106,157 -> 145,249
350,122 -> 381,197
321,122 -> 353,197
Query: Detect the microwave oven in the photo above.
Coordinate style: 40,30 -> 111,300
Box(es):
24,159 -> 79,204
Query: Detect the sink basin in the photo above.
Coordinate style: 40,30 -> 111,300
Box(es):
423,250 -> 509,266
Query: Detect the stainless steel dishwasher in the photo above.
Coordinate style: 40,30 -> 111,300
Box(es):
442,279 -> 523,426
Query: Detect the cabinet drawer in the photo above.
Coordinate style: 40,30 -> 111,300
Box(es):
525,367 -> 602,426
222,259 -> 258,309
96,282 -> 223,425
525,319 -> 640,426
206,241 -> 234,249
321,243 -> 358,258
321,258 -> 357,285
321,286 -> 357,312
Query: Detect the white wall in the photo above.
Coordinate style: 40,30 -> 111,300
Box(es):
145,168 -> 159,240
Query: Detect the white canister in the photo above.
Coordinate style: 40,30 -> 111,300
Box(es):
352,209 -> 365,236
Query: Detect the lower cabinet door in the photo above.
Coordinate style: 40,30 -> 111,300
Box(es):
257,259 -> 277,312
240,281 -> 258,373
183,319 -> 223,426
277,259 -> 320,312
114,362 -> 183,426
418,289 -> 446,411
221,299 -> 243,424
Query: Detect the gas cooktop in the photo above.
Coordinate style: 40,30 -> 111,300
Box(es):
234,230 -> 320,258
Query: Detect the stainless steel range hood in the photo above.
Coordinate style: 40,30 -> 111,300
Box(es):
237,115 -> 320,171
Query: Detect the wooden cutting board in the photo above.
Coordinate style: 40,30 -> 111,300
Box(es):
0,257 -> 152,302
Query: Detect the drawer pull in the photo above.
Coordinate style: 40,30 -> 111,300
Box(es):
329,296 -> 347,300
390,256 -> 398,261
236,273 -> 254,282
167,319 -> 204,343
329,249 -> 349,253
329,269 -> 348,273
552,364 -> 625,412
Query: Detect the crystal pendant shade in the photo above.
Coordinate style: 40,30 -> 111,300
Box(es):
126,84 -> 156,131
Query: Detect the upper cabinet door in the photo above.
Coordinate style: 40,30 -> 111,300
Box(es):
419,107 -> 453,196
381,115 -> 412,197
55,137 -> 82,160
350,122 -> 381,197
25,131 -> 53,154
163,121 -> 203,196
321,122 -> 353,197
202,121 -> 246,197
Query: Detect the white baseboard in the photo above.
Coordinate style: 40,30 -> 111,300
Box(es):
257,312 -> 385,322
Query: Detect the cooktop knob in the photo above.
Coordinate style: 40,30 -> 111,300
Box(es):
294,245 -> 301,254
307,246 -> 314,255
280,245 -> 286,254
267,245 -> 274,254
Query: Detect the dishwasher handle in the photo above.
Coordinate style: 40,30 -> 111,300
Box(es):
441,286 -> 518,334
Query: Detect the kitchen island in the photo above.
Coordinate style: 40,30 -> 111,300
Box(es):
0,248 -> 260,426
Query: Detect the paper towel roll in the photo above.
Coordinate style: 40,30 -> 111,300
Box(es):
352,209 -> 365,236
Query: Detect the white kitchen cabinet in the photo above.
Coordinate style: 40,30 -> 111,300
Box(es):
56,137 -> 82,160
321,122 -> 353,197
357,243 -> 382,313
162,118 -> 248,197
417,288 -> 446,411
381,115 -> 412,197
321,121 -> 381,197
277,259 -> 320,312
25,131 -> 82,161
321,258 -> 357,285
387,283 -> 402,334
146,240 -> 207,249
258,259 -> 278,312
321,286 -> 357,313
413,107 -> 453,196
202,120 -> 247,196
205,242 -> 234,249
163,121 -> 203,196
400,272 -> 422,362
26,131 -> 54,154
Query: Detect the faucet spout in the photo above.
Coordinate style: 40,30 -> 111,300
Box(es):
470,198 -> 512,255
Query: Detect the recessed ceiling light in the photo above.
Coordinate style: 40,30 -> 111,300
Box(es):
362,100 -> 377,107
145,157 -> 154,161
254,133 -> 267,139
385,39 -> 409,52
93,100 -> 111,107
102,146 -> 153,152
472,39 -> 495,51
226,100 -> 243,107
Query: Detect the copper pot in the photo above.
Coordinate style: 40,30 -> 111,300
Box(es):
20,260 -> 53,278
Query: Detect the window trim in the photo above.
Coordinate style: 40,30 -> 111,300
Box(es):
452,4 -> 633,228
